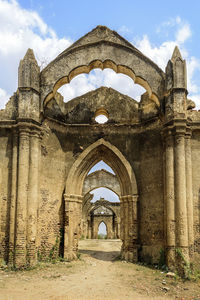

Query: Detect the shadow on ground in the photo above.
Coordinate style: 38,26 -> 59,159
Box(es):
79,249 -> 121,261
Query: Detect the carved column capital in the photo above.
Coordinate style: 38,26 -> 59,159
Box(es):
185,127 -> 192,139
30,129 -> 42,139
18,126 -> 31,137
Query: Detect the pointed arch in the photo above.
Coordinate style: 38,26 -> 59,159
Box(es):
98,221 -> 107,233
65,138 -> 138,197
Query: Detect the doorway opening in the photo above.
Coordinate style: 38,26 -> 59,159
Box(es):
98,221 -> 107,239
64,139 -> 138,262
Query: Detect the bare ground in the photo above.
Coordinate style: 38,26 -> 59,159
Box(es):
0,239 -> 200,300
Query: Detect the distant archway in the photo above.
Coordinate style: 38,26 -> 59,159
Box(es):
98,222 -> 107,237
64,138 -> 138,261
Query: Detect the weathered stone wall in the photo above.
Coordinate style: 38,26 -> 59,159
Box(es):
37,124 -> 68,258
138,130 -> 164,263
35,108 -> 164,263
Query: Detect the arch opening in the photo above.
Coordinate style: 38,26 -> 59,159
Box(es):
98,222 -> 107,239
90,187 -> 120,203
43,60 -> 161,108
64,139 -> 138,262
57,68 -> 146,104
88,160 -> 115,175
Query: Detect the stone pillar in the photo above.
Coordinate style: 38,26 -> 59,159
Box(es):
120,199 -> 125,258
27,129 -> 40,266
185,129 -> 194,256
164,130 -> 176,268
8,130 -> 18,265
121,197 -> 129,259
117,218 -> 120,239
132,195 -> 138,262
120,195 -> 138,261
174,129 -> 189,261
14,128 -> 30,268
64,194 -> 82,260
107,218 -> 113,239
126,195 -> 138,262
87,218 -> 91,239
124,198 -> 129,260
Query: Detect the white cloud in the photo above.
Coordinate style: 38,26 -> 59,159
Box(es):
134,17 -> 200,109
118,25 -> 132,35
0,0 -> 72,108
134,34 -> 177,70
0,88 -> 10,109
134,18 -> 192,71
176,24 -> 191,44
188,94 -> 200,109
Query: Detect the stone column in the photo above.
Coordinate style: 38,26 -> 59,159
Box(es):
121,196 -> 129,260
108,218 -> 113,239
64,194 -> 82,260
174,129 -> 189,261
15,127 -> 30,268
124,195 -> 138,262
185,129 -> 194,256
87,218 -> 91,239
164,130 -> 176,268
132,195 -> 138,262
74,197 -> 82,252
117,218 -> 120,239
27,129 -> 40,266
120,199 -> 125,258
8,130 -> 18,265
120,195 -> 138,261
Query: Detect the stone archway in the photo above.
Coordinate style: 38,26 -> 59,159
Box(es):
86,198 -> 120,240
64,138 -> 138,261
41,26 -> 165,108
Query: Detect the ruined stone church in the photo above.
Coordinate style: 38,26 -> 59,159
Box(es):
0,26 -> 199,273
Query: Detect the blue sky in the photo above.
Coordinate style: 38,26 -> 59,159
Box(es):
17,0 -> 200,58
1,0 -> 200,108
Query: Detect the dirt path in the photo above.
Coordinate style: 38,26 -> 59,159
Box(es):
0,240 -> 200,300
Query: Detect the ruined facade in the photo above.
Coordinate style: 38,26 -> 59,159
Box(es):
0,26 -> 200,273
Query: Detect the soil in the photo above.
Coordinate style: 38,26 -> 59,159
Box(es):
0,239 -> 200,300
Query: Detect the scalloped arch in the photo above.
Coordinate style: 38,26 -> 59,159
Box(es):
41,38 -> 165,108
